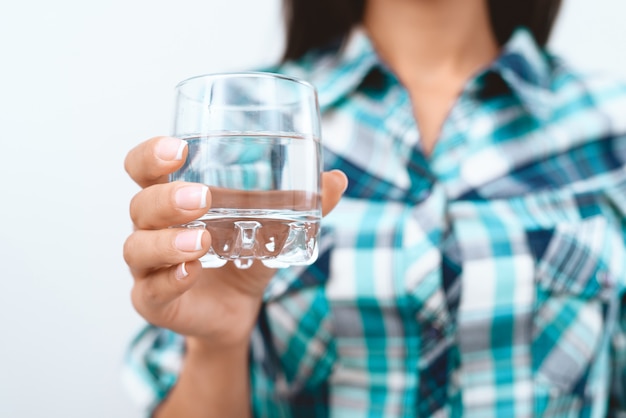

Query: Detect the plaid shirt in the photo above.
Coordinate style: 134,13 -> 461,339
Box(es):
124,27 -> 626,417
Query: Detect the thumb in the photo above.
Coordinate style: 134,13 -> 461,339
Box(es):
321,170 -> 348,216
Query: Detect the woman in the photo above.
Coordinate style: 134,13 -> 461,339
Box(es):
123,0 -> 626,416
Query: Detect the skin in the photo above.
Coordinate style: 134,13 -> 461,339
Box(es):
124,136 -> 347,417
364,0 -> 499,155
123,0 -> 500,416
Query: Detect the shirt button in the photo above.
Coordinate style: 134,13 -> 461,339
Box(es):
598,270 -> 614,288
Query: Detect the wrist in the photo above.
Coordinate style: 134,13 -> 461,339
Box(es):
186,334 -> 250,357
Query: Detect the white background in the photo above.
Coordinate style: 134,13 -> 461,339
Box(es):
0,1 -> 624,417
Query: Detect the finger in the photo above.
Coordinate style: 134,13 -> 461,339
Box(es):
130,181 -> 211,230
124,136 -> 188,188
131,260 -> 203,316
321,170 -> 348,216
124,228 -> 211,271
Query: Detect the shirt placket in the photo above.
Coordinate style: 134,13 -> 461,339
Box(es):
384,84 -> 464,416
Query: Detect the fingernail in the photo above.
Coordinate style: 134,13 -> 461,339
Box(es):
175,230 -> 205,252
155,137 -> 186,161
175,262 -> 189,280
175,185 -> 208,210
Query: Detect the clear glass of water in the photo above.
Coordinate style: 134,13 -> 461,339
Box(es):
170,72 -> 322,269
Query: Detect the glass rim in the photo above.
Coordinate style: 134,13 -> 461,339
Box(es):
174,71 -> 318,93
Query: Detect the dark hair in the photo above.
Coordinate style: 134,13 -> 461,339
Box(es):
282,0 -> 562,62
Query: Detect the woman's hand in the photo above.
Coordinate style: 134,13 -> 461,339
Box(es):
123,136 -> 347,349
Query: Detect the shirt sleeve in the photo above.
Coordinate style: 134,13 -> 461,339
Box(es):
248,304 -> 332,418
121,321 -> 297,418
605,132 -> 626,414
121,325 -> 185,417
608,296 -> 626,415
249,324 -> 293,418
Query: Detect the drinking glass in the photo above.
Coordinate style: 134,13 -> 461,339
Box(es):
170,72 -> 322,269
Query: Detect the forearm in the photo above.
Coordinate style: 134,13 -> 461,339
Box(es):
155,337 -> 252,418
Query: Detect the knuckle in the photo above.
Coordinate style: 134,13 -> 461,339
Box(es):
160,230 -> 183,260
122,234 -> 138,266
132,271 -> 181,317
130,284 -> 164,325
123,153 -> 132,177
156,183 -> 176,215
151,183 -> 179,225
124,143 -> 142,176
144,138 -> 167,176
130,285 -> 150,320
142,282 -> 162,305
128,193 -> 143,227
125,142 -> 149,183
138,276 -> 169,310
125,137 -> 171,187
129,184 -> 174,230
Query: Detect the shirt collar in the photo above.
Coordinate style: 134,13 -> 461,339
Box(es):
490,27 -> 552,89
298,27 -> 380,111
481,27 -> 554,119
306,25 -> 553,118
